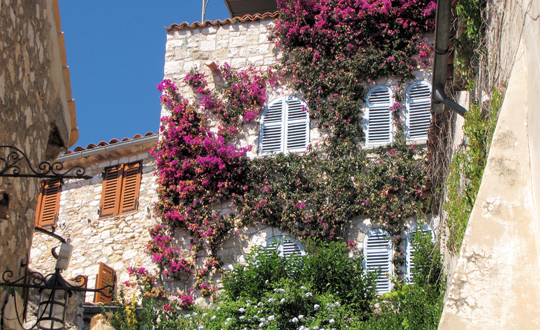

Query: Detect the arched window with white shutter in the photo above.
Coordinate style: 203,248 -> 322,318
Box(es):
405,225 -> 434,283
259,97 -> 309,155
265,236 -> 306,257
405,81 -> 432,141
363,229 -> 393,294
365,86 -> 393,146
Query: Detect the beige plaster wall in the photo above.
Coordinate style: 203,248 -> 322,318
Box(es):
439,34 -> 540,330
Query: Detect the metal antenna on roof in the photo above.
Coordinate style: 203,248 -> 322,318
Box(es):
202,0 -> 210,22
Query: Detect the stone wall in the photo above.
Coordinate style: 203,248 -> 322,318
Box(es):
0,0 -> 76,328
29,138 -> 158,304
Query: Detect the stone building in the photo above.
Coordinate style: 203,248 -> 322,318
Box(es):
27,8 -> 438,317
0,0 -> 78,328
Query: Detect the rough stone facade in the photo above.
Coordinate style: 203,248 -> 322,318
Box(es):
29,135 -> 159,304
0,0 -> 77,328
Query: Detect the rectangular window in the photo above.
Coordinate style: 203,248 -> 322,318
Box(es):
99,162 -> 142,218
35,179 -> 62,229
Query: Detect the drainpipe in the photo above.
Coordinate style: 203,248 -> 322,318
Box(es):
431,0 -> 468,117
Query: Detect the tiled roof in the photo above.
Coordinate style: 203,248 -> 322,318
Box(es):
64,132 -> 156,154
165,12 -> 280,32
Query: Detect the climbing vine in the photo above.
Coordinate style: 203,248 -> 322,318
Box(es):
271,0 -> 436,143
143,0 -> 437,299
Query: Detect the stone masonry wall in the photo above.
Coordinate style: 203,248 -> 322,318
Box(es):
0,1 -> 75,327
157,17 -> 436,303
29,144 -> 159,303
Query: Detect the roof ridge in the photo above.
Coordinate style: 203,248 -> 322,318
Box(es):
64,132 -> 156,155
165,11 -> 280,32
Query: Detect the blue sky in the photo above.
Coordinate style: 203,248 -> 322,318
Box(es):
60,1 -> 230,149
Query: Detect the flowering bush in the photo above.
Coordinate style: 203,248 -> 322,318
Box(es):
271,0 -> 436,142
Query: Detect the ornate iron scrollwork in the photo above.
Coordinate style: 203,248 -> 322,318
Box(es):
0,146 -> 91,180
0,270 -> 113,297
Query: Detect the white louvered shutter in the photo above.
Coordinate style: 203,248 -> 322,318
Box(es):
406,225 -> 433,283
281,239 -> 303,257
364,229 -> 392,294
265,236 -> 305,257
260,100 -> 284,154
285,98 -> 309,152
406,82 -> 432,140
366,87 -> 393,146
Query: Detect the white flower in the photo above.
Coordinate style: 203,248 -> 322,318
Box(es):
198,326 -> 204,330
193,312 -> 198,316
335,302 -> 341,307
203,313 -> 208,317
258,302 -> 263,306
305,293 -> 312,297
292,317 -> 299,323
298,315 -> 304,320
227,318 -> 232,322
259,323 -> 264,328
247,300 -> 251,303
301,286 -> 307,290
265,280 -> 269,283
239,308 -> 245,313
278,289 -> 285,292
280,298 -> 285,303
314,304 -> 320,311
240,316 -> 245,319
217,307 -> 221,310
211,315 -> 216,320
185,314 -> 191,318
329,319 -> 335,324
260,318 -> 266,322
268,298 -> 276,303
253,316 -> 258,320
313,327 -> 319,330
268,315 -> 275,321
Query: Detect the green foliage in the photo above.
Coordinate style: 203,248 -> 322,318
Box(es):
221,240 -> 378,314
106,233 -> 444,329
454,0 -> 487,89
236,138 -> 426,242
444,88 -> 502,254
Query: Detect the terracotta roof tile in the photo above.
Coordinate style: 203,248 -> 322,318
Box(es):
66,132 -> 156,154
166,12 -> 280,32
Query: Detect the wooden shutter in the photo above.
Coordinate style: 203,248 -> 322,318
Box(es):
364,229 -> 392,294
100,164 -> 123,217
406,225 -> 433,283
35,179 -> 62,228
406,82 -> 431,140
94,262 -> 116,303
365,86 -> 392,146
285,98 -> 309,152
120,162 -> 142,213
260,99 -> 284,154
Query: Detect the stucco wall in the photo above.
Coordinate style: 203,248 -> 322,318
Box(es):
0,0 -> 76,328
439,0 -> 540,327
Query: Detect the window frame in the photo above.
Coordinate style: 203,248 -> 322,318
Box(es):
258,96 -> 310,155
405,81 -> 432,141
99,161 -> 142,218
364,85 -> 394,146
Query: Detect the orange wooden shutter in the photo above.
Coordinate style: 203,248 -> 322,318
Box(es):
100,164 -> 123,217
120,162 -> 142,214
94,262 -> 116,303
35,179 -> 62,228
